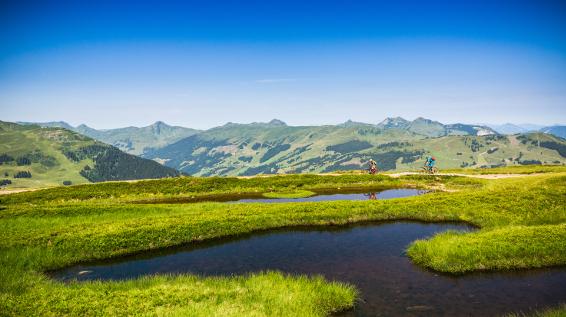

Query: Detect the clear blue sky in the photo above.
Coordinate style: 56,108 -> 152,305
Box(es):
1,0 -> 565,129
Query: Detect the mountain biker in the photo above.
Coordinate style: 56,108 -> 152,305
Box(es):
368,159 -> 378,175
424,156 -> 436,172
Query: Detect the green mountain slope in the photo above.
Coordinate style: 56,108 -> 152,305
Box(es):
20,121 -> 200,155
540,126 -> 566,139
487,123 -> 529,134
377,117 -> 498,137
144,118 -> 566,176
0,121 -> 179,188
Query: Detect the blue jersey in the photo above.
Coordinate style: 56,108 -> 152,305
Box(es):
426,158 -> 436,167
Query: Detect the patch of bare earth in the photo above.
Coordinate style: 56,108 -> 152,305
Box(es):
0,188 -> 39,195
387,172 -> 545,179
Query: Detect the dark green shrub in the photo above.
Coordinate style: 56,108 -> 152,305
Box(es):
0,154 -> 14,165
16,157 -> 32,165
14,171 -> 32,178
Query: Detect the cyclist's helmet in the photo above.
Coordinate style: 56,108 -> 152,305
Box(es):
431,156 -> 436,160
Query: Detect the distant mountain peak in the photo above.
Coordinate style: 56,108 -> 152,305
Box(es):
412,117 -> 437,124
152,121 -> 168,127
267,119 -> 287,126
486,123 -> 527,135
222,119 -> 287,128
339,119 -> 374,127
378,117 -> 410,128
384,116 -> 408,123
150,121 -> 166,135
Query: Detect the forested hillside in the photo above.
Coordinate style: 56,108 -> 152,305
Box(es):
144,118 -> 566,176
0,121 -> 179,188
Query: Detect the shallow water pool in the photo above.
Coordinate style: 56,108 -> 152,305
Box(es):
235,188 -> 426,203
136,188 -> 427,204
50,222 -> 566,316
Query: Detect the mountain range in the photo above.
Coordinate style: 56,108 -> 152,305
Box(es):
12,118 -> 566,179
0,121 -> 179,188
18,121 -> 200,155
485,123 -> 566,138
141,118 -> 565,176
539,126 -> 566,139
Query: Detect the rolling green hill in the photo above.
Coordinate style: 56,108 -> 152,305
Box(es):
0,121 -> 180,188
20,121 -> 200,155
144,118 -> 566,176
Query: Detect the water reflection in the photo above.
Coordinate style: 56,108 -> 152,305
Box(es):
234,189 -> 426,203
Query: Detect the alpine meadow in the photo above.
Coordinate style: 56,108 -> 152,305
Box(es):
1,1 -> 566,316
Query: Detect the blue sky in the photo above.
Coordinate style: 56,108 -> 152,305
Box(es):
1,0 -> 565,129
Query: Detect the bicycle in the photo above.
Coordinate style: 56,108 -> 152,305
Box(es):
421,166 -> 439,175
368,166 -> 378,175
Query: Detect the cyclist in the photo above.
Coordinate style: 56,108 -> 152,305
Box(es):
368,159 -> 378,175
424,156 -> 436,173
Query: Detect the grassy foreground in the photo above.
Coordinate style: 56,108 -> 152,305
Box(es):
1,170 -> 565,316
442,164 -> 566,175
508,304 -> 566,317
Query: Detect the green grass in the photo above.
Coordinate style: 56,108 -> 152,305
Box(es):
0,121 -> 179,190
1,271 -> 355,317
1,173 -> 565,315
443,165 -> 566,175
507,304 -> 566,317
0,122 -> 94,189
537,305 -> 566,317
409,224 -> 566,272
262,189 -> 316,199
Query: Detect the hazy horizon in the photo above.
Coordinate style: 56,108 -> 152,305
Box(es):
2,1 -> 566,129
10,116 -> 565,131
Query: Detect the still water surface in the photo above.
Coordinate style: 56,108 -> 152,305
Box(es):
235,188 -> 426,203
136,188 -> 426,204
51,222 -> 566,316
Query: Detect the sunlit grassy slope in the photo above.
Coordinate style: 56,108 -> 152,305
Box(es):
0,121 -> 94,188
1,171 -> 565,316
443,164 -> 566,174
145,118 -> 566,176
0,121 -> 179,189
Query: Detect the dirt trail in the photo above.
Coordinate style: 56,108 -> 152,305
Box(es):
387,172 -> 544,179
0,188 -> 40,195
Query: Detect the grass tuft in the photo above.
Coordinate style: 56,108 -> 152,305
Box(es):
262,190 -> 316,199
